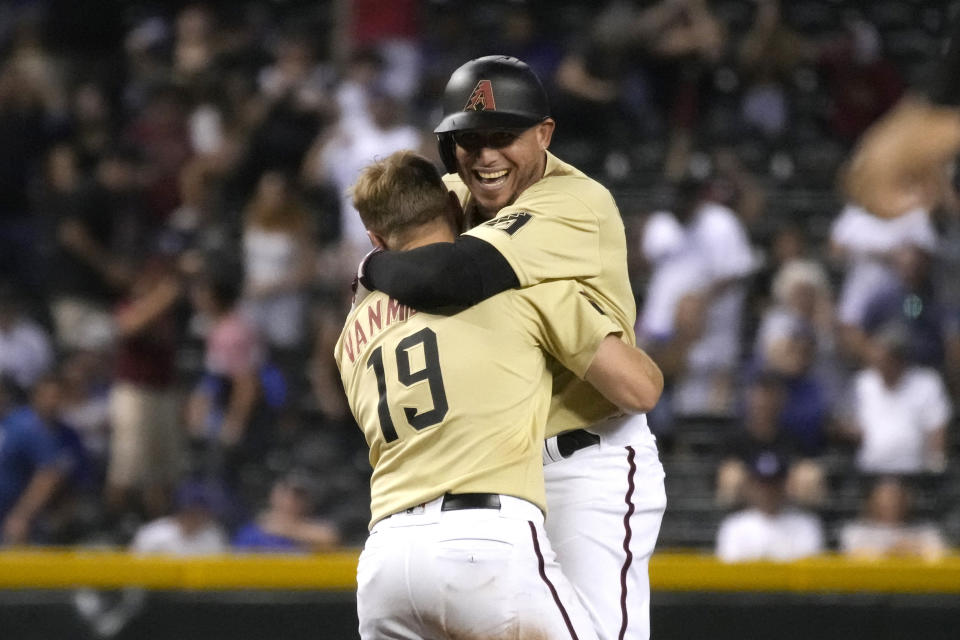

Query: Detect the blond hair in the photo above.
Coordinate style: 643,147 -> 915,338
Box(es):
349,151 -> 449,238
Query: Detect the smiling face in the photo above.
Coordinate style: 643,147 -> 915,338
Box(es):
454,118 -> 555,219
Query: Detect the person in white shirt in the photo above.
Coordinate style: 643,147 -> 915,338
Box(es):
130,482 -> 227,555
642,181 -> 757,423
843,322 -> 951,475
302,85 -> 427,285
74,481 -> 227,637
241,171 -> 316,351
840,476 -> 947,560
715,450 -> 825,562
671,197 -> 756,419
637,210 -> 702,343
829,203 -> 938,362
0,283 -> 54,393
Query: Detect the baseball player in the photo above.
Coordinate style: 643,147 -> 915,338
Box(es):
358,56 -> 665,640
336,151 -> 663,639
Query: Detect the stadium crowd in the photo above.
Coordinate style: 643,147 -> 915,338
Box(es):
0,0 -> 958,556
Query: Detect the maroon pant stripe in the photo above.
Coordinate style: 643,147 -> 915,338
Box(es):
618,446 -> 638,640
527,521 -> 580,640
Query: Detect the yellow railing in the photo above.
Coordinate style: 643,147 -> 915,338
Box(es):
0,549 -> 958,593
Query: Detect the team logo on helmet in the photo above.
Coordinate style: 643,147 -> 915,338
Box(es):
464,80 -> 496,112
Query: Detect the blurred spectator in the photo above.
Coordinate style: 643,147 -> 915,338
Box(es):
641,152 -> 765,348
766,327 -> 833,461
172,4 -> 218,86
756,259 -> 835,371
241,171 -> 316,356
715,373 -> 826,508
709,148 -> 767,230
0,281 -> 54,394
161,157 -> 232,268
648,173 -> 757,422
58,351 -> 111,482
258,32 -> 331,107
186,262 -> 270,483
334,48 -> 388,131
716,450 -> 825,562
124,84 -> 192,221
130,481 -> 227,554
736,0 -> 814,140
0,51 -> 63,293
841,94 -> 960,221
348,0 -> 422,102
756,259 -> 838,376
123,14 -> 174,114
749,223 -> 810,317
303,83 -> 426,285
106,256 -> 184,521
636,206 -> 701,438
816,16 -> 904,146
68,82 -> 115,171
232,472 -> 340,552
231,31 -> 332,206
838,323 -> 951,475
839,476 -> 947,561
753,259 -> 840,457
554,0 -> 725,174
0,376 -> 80,544
33,142 -> 83,283
829,203 -> 939,365
637,209 -> 699,345
46,148 -> 151,351
856,243 -> 960,373
29,376 -> 96,544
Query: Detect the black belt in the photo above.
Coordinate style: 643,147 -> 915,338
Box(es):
556,429 -> 601,458
440,492 -> 501,511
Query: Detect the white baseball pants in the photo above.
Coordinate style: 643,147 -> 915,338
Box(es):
543,416 -> 666,640
357,494 -> 600,640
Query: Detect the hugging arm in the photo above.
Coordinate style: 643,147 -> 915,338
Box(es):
361,235 -> 519,310
584,336 -> 664,414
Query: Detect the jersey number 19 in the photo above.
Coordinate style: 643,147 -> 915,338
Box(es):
365,328 -> 449,442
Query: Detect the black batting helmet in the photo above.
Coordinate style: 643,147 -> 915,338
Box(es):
434,55 -> 551,173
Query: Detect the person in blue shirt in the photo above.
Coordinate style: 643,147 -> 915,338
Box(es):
0,376 -> 65,544
232,473 -> 339,552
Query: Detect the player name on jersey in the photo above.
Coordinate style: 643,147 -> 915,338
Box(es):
342,297 -> 417,364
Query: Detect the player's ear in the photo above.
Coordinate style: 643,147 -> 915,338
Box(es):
367,229 -> 387,250
446,190 -> 466,233
536,118 -> 556,150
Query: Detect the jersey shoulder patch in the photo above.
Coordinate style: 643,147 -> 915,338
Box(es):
482,211 -> 533,236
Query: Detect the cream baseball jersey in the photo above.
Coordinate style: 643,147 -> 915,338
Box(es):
334,280 -> 620,527
444,151 -> 637,435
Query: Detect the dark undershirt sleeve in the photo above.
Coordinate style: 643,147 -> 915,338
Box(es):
926,13 -> 960,106
361,235 -> 520,311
